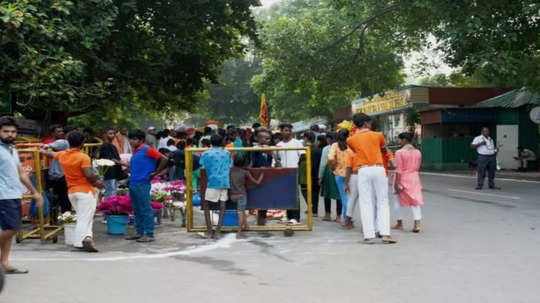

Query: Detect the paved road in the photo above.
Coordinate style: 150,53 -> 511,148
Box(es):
4,173 -> 540,303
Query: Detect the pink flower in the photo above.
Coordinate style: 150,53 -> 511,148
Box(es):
151,202 -> 164,209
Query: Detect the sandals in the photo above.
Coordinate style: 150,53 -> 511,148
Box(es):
136,235 -> 155,243
381,236 -> 397,244
363,238 -> 376,245
125,234 -> 143,241
82,238 -> 99,253
4,267 -> 29,274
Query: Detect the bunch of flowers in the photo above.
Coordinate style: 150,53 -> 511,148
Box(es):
97,195 -> 164,216
58,211 -> 77,224
97,195 -> 133,215
164,180 -> 186,200
92,159 -> 116,178
151,192 -> 171,203
150,179 -> 187,209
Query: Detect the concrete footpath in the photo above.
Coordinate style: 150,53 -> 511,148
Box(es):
3,173 -> 540,303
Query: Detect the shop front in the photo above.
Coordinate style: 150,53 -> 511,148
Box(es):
420,89 -> 539,170
351,85 -> 431,142
351,85 -> 512,169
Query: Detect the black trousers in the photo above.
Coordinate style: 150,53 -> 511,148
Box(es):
324,198 -> 342,216
300,180 -> 321,215
47,176 -> 72,213
477,154 -> 496,187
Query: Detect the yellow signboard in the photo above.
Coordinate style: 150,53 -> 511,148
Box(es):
353,90 -> 410,114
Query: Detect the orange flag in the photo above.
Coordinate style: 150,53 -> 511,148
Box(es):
259,94 -> 270,128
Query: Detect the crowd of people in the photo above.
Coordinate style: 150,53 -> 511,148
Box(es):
0,113 -> 427,273
193,115 -> 425,243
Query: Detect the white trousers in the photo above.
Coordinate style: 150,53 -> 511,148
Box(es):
347,174 -> 359,218
68,192 -> 97,248
393,194 -> 422,220
357,166 -> 390,238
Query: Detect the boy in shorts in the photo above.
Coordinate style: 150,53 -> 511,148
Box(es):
230,155 -> 264,239
200,135 -> 232,239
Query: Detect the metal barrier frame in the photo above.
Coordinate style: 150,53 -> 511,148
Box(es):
82,143 -> 103,158
185,146 -> 313,232
16,149 -> 63,243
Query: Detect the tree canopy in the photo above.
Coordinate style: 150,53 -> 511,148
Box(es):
0,0 -> 261,125
331,0 -> 540,91
252,0 -> 405,121
199,57 -> 262,124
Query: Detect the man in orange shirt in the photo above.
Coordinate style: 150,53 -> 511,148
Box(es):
42,131 -> 104,252
347,113 -> 396,244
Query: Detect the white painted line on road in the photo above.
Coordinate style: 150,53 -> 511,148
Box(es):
14,233 -> 242,263
420,172 -> 540,184
447,189 -> 520,200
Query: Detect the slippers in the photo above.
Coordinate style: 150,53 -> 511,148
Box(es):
83,239 -> 99,253
381,237 -> 397,244
136,236 -> 155,243
363,238 -> 376,245
125,235 -> 143,241
4,268 -> 29,274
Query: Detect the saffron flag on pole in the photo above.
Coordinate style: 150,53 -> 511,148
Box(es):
259,94 -> 270,128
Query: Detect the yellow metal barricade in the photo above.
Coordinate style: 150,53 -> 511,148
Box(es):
16,149 -> 63,244
185,146 -> 313,232
83,143 -> 102,158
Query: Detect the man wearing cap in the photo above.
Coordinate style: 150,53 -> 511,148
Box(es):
145,126 -> 157,148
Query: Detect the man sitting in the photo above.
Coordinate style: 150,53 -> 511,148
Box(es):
514,146 -> 537,171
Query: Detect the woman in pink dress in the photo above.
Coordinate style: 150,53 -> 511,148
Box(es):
392,132 -> 424,233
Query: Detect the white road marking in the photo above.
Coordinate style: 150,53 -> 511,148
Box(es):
420,172 -> 540,184
14,233 -> 241,262
447,189 -> 520,200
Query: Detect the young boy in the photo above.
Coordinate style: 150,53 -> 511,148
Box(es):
250,129 -> 273,225
230,155 -> 264,239
200,135 -> 232,239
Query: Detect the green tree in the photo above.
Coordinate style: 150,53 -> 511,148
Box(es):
252,0 -> 405,121
200,57 -> 262,124
1,0 -> 261,128
330,0 -> 540,91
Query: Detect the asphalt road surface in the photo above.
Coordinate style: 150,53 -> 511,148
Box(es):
3,173 -> 540,303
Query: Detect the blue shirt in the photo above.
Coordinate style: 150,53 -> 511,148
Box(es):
129,144 -> 162,185
251,151 -> 272,168
46,139 -> 69,179
0,142 -> 24,200
200,147 -> 232,189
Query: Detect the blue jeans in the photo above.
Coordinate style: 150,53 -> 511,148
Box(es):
104,179 -> 118,200
334,175 -> 349,220
129,183 -> 154,238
